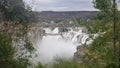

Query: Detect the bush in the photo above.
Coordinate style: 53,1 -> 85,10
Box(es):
51,58 -> 86,68
35,62 -> 46,68
0,31 -> 30,68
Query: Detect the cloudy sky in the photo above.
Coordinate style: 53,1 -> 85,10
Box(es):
24,0 -> 120,11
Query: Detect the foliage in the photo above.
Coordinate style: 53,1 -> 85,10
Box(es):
83,32 -> 118,68
0,23 -> 36,68
0,31 -> 30,68
93,0 -> 112,11
35,62 -> 46,68
0,0 -> 38,23
93,0 -> 113,21
51,58 -> 85,68
0,31 -> 14,61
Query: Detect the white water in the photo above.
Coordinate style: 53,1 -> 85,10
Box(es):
32,27 -> 92,64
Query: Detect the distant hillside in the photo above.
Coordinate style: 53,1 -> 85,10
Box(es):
36,11 -> 99,22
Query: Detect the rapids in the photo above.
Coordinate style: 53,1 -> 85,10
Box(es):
32,27 -> 93,64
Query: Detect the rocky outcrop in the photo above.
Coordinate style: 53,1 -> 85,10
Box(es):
74,46 -> 88,63
59,27 -> 69,32
28,26 -> 45,46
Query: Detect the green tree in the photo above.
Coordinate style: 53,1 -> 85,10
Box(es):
0,0 -> 38,23
85,0 -> 120,67
93,0 -> 113,21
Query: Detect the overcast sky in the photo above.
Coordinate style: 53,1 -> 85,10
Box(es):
24,0 -> 120,11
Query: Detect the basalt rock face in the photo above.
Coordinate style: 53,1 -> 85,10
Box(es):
28,26 -> 45,46
59,27 -> 69,32
74,46 -> 88,63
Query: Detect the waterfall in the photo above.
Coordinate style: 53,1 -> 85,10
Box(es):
30,27 -> 93,64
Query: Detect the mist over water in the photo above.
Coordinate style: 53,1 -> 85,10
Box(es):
31,27 -> 92,64
37,36 -> 76,63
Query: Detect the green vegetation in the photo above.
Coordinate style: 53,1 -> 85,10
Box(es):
0,0 -> 37,68
0,0 -> 38,23
51,58 -> 82,68
35,62 -> 46,68
0,31 -> 30,68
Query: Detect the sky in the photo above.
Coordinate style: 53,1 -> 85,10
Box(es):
24,0 -> 120,11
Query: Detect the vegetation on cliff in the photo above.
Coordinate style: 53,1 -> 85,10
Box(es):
0,0 -> 38,68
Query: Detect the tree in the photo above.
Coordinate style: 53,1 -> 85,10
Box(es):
93,0 -> 113,21
0,0 -> 38,23
92,0 -> 120,67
